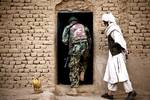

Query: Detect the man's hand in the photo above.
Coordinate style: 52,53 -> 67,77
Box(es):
123,50 -> 128,59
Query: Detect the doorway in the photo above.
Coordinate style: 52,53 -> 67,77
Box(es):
57,12 -> 93,85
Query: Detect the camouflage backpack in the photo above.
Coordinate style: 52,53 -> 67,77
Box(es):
70,23 -> 87,43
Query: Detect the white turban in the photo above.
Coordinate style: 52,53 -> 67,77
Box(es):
102,12 -> 116,23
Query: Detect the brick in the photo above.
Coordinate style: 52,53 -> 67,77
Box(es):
1,69 -> 6,72
33,14 -> 39,18
19,73 -> 28,77
21,49 -> 31,53
143,49 -> 150,53
25,18 -> 35,22
13,0 -> 20,2
0,49 -> 9,53
140,7 -> 146,10
19,69 -> 24,72
33,60 -> 40,64
37,53 -> 44,57
24,69 -> 30,72
30,10 -> 42,14
40,61 -> 45,64
13,14 -> 19,18
26,14 -> 32,18
30,69 -> 36,72
9,49 -> 20,53
31,53 -> 37,57
138,3 -> 148,6
12,69 -> 19,73
145,37 -> 150,41
13,84 -> 20,88
143,33 -> 150,37
34,22 -> 40,26
23,6 -> 34,10
24,0 -> 31,3
10,61 -> 16,65
37,69 -> 43,72
39,14 -> 46,18
43,69 -> 49,73
7,10 -> 18,14
20,14 -> 26,18
16,61 -> 22,65
20,26 -> 30,29
14,77 -> 20,81
132,7 -> 139,10
143,41 -> 150,45
19,10 -> 30,14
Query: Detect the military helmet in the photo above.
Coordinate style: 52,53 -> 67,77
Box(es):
68,17 -> 78,23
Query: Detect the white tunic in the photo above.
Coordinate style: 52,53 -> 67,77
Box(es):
103,23 -> 129,84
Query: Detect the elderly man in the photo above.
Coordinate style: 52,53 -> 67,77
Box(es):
101,12 -> 137,100
62,17 -> 91,95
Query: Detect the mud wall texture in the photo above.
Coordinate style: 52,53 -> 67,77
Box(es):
0,0 -> 149,95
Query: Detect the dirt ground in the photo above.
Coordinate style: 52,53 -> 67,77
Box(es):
0,88 -> 150,100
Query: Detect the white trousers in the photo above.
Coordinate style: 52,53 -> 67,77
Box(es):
108,80 -> 133,93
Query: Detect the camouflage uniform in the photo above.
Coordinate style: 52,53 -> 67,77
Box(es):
62,17 -> 91,88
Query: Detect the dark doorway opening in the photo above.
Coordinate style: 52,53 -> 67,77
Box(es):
57,12 -> 93,85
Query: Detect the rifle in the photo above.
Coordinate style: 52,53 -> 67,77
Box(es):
63,22 -> 77,68
64,56 -> 70,68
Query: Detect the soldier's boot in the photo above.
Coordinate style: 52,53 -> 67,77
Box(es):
67,88 -> 78,96
80,71 -> 85,81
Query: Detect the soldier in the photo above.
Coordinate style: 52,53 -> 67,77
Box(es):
62,17 -> 91,95
101,12 -> 137,100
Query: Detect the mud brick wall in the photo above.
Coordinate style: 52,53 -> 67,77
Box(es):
0,0 -> 150,95
127,0 -> 150,94
0,0 -> 55,88
128,0 -> 150,56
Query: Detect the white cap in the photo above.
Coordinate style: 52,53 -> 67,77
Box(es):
102,12 -> 116,23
